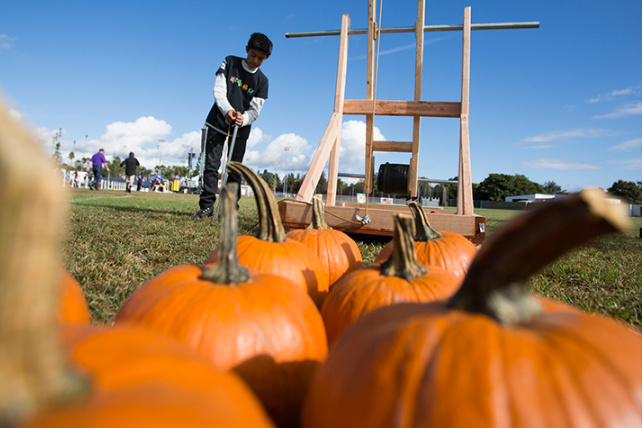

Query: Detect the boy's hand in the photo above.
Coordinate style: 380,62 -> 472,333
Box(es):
225,110 -> 243,126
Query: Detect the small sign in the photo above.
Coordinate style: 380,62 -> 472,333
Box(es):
357,193 -> 366,203
380,197 -> 393,205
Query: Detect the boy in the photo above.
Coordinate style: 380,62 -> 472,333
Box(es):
192,32 -> 272,219
120,152 -> 140,193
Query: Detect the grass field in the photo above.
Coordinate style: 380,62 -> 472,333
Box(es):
63,188 -> 642,331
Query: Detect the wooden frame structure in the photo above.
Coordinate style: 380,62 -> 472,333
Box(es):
279,1 -> 538,242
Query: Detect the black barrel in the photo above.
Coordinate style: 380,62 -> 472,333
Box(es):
377,163 -> 409,195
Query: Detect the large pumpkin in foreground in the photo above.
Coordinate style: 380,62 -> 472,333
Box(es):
117,186 -> 327,428
25,324 -> 276,428
303,190 -> 642,428
59,271 -> 91,324
0,102 -> 274,428
207,162 -> 330,307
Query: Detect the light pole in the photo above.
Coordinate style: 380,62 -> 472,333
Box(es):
157,139 -> 165,168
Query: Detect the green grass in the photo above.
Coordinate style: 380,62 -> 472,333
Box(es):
63,188 -> 642,331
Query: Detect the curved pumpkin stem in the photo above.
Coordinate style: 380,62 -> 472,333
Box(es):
201,183 -> 250,284
0,101 -> 89,425
448,189 -> 630,325
227,161 -> 287,243
307,195 -> 331,231
407,200 -> 442,241
380,214 -> 428,280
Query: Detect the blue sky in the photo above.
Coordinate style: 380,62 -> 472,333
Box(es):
1,0 -> 640,192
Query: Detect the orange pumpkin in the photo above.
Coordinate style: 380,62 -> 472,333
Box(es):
23,323 -> 276,428
207,162 -> 329,307
321,213 -> 459,346
0,101 -> 274,428
303,190 -> 642,428
286,195 -> 362,289
116,185 -> 328,428
59,271 -> 91,324
374,201 -> 477,282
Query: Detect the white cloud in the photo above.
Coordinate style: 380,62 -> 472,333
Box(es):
588,86 -> 637,103
522,128 -> 619,143
0,34 -> 16,50
593,102 -> 642,119
33,117 -> 204,169
159,131 -> 200,159
522,158 -> 602,170
101,116 -> 171,145
523,144 -> 556,149
8,108 -> 21,121
247,127 -> 268,148
336,120 -> 386,172
608,138 -> 642,151
245,133 -> 313,171
243,120 -> 386,175
34,127 -> 65,150
76,116 -> 174,163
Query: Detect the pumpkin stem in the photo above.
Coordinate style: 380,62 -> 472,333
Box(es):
448,189 -> 630,325
0,101 -> 89,426
227,161 -> 287,243
201,184 -> 251,284
381,214 -> 429,280
307,195 -> 331,230
407,200 -> 442,241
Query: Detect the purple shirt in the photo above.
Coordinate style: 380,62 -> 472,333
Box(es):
90,152 -> 108,167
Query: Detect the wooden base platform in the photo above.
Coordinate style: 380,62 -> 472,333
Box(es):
278,200 -> 486,244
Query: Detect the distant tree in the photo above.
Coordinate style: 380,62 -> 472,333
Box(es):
607,180 -> 642,204
474,173 -> 545,201
514,174 -> 547,195
315,171 -> 328,194
259,169 -> 278,191
68,151 -> 75,165
52,142 -> 62,166
289,173 -> 304,195
109,156 -> 123,178
140,167 -> 153,177
543,180 -> 563,194
354,180 -> 365,195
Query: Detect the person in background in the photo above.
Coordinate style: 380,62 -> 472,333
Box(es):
120,152 -> 140,193
192,32 -> 272,219
89,148 -> 109,190
137,173 -> 144,192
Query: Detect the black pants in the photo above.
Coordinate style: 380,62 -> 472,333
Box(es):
199,128 -> 247,210
92,166 -> 103,189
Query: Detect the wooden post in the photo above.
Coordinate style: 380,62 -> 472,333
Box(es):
409,0 -> 425,198
457,7 -> 473,215
296,15 -> 350,203
364,0 -> 376,195
326,14 -> 350,206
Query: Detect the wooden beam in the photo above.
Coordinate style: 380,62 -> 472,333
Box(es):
344,100 -> 461,117
295,113 -> 341,202
364,0 -> 376,195
326,14 -> 350,207
457,7 -> 474,216
409,0 -> 426,198
278,200 -> 486,242
372,140 -> 413,152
